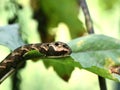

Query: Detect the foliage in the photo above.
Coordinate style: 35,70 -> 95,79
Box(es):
1,25 -> 120,82
0,24 -> 24,50
69,34 -> 120,81
39,0 -> 86,38
99,0 -> 120,10
0,0 -> 120,90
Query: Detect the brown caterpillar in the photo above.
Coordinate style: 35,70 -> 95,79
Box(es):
0,41 -> 72,84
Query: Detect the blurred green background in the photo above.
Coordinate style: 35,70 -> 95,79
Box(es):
0,0 -> 120,90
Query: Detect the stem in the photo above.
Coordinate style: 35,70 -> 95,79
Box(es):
79,0 -> 94,33
79,0 -> 107,90
12,71 -> 21,90
98,76 -> 107,90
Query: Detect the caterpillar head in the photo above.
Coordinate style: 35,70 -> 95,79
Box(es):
40,41 -> 72,57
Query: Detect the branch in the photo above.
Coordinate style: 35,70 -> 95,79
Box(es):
79,0 -> 107,90
79,0 -> 94,33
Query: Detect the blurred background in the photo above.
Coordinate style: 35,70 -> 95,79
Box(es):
0,0 -> 120,90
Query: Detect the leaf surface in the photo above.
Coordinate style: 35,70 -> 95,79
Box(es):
68,34 -> 120,81
0,24 -> 24,50
40,0 -> 86,38
43,57 -> 79,81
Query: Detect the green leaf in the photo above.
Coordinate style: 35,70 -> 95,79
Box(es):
40,0 -> 86,38
23,50 -> 45,60
68,34 -> 120,81
43,57 -> 80,81
0,24 -> 25,50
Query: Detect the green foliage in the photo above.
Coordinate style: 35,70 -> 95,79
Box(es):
40,0 -> 86,38
0,0 -> 16,25
69,34 -> 120,81
0,0 -> 120,90
43,57 -> 78,81
23,50 -> 45,60
0,24 -> 24,50
1,25 -> 120,82
99,0 -> 120,10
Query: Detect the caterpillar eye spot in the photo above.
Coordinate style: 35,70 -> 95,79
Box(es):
46,43 -> 49,46
55,42 -> 59,46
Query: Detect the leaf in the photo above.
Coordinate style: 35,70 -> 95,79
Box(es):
68,34 -> 120,81
23,50 -> 45,60
43,57 -> 80,81
0,24 -> 25,50
40,0 -> 86,38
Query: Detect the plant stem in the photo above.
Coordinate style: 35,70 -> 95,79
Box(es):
79,0 -> 107,90
79,0 -> 94,33
98,76 -> 107,90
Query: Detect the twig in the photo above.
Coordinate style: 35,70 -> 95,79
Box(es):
98,76 -> 107,90
79,0 -> 94,33
79,0 -> 107,90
